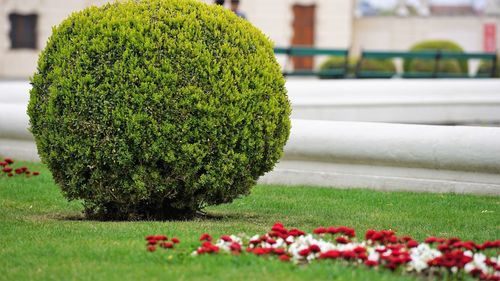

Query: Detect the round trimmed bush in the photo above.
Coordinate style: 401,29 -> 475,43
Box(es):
408,59 -> 463,74
319,56 -> 355,78
477,58 -> 499,77
404,40 -> 468,75
319,56 -> 396,78
28,0 -> 291,220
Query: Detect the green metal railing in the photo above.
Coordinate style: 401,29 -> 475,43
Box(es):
274,47 -> 498,79
274,47 -> 349,78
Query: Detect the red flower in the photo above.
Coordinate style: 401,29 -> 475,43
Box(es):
364,260 -> 378,267
365,229 -> 376,240
253,248 -> 271,255
147,245 -> 156,252
266,238 -> 276,245
0,161 -> 7,166
298,248 -> 311,256
171,238 -> 180,244
335,237 -> 350,244
161,242 -> 174,249
271,222 -> 284,232
309,244 -> 321,253
371,232 -> 384,241
313,227 -> 327,235
33,172 -> 40,176
15,168 -> 23,174
338,227 -> 356,237
269,231 -> 286,239
469,268 -> 483,276
4,158 -> 13,164
382,230 -> 395,237
273,248 -> 286,255
154,235 -> 167,241
385,262 -> 398,271
288,229 -> 305,237
400,236 -> 413,242
482,240 -> 500,249
357,252 -> 368,260
249,238 -> 261,244
147,239 -> 157,245
279,254 -> 290,262
353,246 -> 366,254
200,242 -> 219,253
220,235 -> 232,242
199,233 -> 212,241
342,251 -> 356,259
437,244 -> 450,252
387,236 -> 398,244
407,240 -> 419,248
202,241 -> 213,248
319,250 -> 340,259
327,227 -> 339,234
229,242 -> 241,252
2,167 -> 12,173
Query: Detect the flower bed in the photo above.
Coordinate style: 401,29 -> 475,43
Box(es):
0,157 -> 39,178
146,223 -> 500,280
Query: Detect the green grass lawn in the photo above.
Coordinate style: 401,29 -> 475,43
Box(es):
0,161 -> 499,281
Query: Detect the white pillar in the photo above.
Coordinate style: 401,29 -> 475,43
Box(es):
419,0 -> 430,16
395,0 -> 409,17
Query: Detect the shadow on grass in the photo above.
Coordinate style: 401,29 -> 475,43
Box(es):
48,210 -> 260,223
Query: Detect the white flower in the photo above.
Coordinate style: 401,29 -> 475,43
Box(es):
465,253 -> 488,274
407,243 -> 441,273
367,248 -> 380,263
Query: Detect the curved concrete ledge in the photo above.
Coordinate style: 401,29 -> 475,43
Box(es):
259,119 -> 500,195
283,120 -> 500,174
0,103 -> 32,140
287,79 -> 500,124
0,81 -> 31,104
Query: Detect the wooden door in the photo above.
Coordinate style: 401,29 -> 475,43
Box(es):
292,4 -> 316,70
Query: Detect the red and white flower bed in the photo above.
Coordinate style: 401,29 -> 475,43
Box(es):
147,223 -> 500,280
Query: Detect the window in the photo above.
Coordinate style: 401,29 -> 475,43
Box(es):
9,13 -> 38,49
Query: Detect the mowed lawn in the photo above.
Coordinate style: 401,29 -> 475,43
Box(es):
0,161 -> 499,281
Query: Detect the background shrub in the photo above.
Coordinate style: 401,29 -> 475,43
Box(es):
404,40 -> 468,75
319,56 -> 396,78
477,57 -> 499,77
28,0 -> 291,220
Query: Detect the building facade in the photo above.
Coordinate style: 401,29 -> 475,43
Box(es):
0,0 -> 499,79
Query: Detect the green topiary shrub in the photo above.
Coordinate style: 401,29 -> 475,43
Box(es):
319,56 -> 355,78
357,58 -> 397,77
28,0 -> 291,220
408,59 -> 463,75
404,40 -> 468,75
319,56 -> 396,78
477,58 -> 499,77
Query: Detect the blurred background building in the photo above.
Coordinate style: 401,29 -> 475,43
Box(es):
0,0 -> 499,79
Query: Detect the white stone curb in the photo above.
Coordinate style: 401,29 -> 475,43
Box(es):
259,120 -> 500,195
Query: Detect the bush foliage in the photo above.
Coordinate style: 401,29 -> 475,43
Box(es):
477,57 -> 499,77
28,0 -> 291,220
319,56 -> 396,78
404,40 -> 467,75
